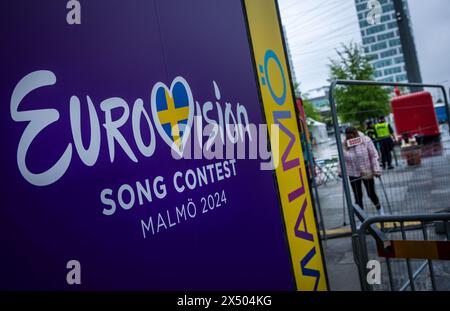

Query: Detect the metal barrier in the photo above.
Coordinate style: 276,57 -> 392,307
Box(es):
355,144 -> 450,217
327,80 -> 450,290
355,211 -> 450,291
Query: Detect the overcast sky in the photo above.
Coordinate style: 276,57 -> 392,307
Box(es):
279,0 -> 450,96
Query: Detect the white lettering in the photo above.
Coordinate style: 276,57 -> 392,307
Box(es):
11,70 -> 73,187
100,98 -> 138,163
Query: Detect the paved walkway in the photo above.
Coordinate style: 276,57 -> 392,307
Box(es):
322,237 -> 361,291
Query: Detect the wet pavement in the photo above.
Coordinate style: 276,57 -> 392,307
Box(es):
322,237 -> 361,291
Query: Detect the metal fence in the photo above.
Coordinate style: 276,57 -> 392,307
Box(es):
353,139 -> 450,218
326,80 -> 450,290
355,211 -> 450,291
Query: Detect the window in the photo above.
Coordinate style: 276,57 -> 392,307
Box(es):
380,49 -> 397,58
371,42 -> 387,52
389,39 -> 401,47
377,32 -> 395,41
367,25 -> 386,35
387,21 -> 398,29
384,66 -> 402,75
394,56 -> 404,64
396,74 -> 408,82
374,59 -> 392,68
363,36 -> 376,45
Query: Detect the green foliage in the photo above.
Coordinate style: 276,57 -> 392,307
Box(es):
293,82 -> 301,96
302,97 -> 323,122
293,82 -> 322,122
328,42 -> 390,126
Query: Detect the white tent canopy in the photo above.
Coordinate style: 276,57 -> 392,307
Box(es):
307,118 -> 328,144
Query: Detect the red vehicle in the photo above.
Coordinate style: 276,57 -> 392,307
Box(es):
391,91 -> 440,140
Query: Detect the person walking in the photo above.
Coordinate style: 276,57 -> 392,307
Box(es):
339,127 -> 384,215
375,116 -> 395,170
366,120 -> 381,156
365,121 -> 377,142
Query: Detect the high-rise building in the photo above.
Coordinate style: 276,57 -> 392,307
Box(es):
355,0 -> 422,83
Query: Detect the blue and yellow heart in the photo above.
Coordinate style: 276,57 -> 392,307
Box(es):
154,80 -> 191,151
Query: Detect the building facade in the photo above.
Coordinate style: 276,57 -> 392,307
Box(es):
306,86 -> 330,113
355,0 -> 421,83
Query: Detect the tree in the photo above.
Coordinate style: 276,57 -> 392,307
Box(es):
328,42 -> 390,126
293,82 -> 322,121
293,82 -> 300,95
302,97 -> 323,122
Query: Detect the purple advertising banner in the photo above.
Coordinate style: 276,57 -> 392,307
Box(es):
0,0 -> 294,290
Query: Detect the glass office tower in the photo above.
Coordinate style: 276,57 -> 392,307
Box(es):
355,0 -> 422,83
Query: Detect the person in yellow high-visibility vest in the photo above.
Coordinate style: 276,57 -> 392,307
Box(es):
375,116 -> 395,169
365,121 -> 378,142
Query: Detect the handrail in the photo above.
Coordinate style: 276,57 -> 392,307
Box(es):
358,213 -> 450,237
353,205 -> 389,245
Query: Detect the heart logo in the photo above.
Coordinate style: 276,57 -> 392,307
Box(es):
151,77 -> 194,155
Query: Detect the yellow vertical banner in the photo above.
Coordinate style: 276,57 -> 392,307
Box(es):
244,0 -> 328,291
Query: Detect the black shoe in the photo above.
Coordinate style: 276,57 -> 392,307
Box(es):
388,166 -> 394,170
